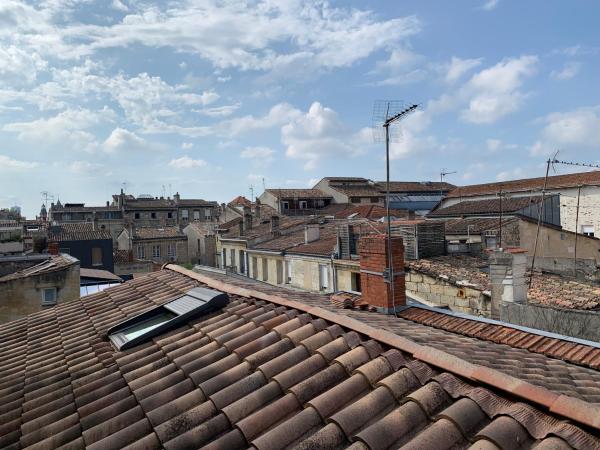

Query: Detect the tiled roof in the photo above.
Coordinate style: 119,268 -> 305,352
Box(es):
192,269 -> 600,404
133,226 -> 185,240
48,222 -> 112,241
80,268 -> 123,281
428,196 -> 545,217
252,223 -> 340,255
407,255 -> 600,310
377,181 -> 456,192
221,216 -> 305,241
228,195 -> 252,207
334,204 -> 408,220
330,184 -> 384,197
265,188 -> 332,199
184,221 -> 218,235
443,217 -> 518,234
446,170 -> 600,198
50,205 -> 120,212
398,306 -> 600,370
114,249 -> 132,264
0,266 -> 598,450
176,199 -> 218,206
0,254 -> 78,282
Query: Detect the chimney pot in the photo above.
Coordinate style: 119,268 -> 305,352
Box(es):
270,215 -> 280,232
489,249 -> 527,319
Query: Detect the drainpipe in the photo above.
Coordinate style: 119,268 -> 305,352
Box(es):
330,253 -> 337,292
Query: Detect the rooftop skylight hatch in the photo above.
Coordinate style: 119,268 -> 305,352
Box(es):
107,286 -> 229,350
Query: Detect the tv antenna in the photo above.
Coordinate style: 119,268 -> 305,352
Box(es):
372,100 -> 418,315
40,191 -> 52,206
249,185 -> 254,203
440,169 -> 456,183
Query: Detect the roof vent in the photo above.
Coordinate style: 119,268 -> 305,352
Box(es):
106,287 -> 229,350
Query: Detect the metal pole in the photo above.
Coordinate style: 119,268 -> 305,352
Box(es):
574,185 -> 581,277
499,191 -> 503,249
385,122 -> 395,314
528,158 -> 551,288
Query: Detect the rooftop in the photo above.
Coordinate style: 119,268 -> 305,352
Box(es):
0,265 -> 598,449
0,254 -> 78,282
264,188 -> 332,199
446,170 -> 600,199
334,204 -> 408,220
407,255 -> 600,310
80,268 -> 123,282
428,195 -> 546,217
133,226 -> 185,240
48,222 -> 113,241
377,181 -> 456,193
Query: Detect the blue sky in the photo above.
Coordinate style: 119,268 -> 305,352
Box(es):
1,0 -> 600,217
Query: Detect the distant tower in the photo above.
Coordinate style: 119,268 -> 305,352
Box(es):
40,204 -> 48,222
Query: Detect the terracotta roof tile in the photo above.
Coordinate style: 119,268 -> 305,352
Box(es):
428,196 -> 546,217
265,189 -> 332,199
48,222 -> 112,241
0,266 -> 598,450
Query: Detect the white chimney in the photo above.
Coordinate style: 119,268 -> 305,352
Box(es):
305,224 -> 320,244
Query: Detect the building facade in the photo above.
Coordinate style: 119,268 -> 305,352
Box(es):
117,226 -> 188,265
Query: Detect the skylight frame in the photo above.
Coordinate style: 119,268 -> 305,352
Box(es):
107,286 -> 229,350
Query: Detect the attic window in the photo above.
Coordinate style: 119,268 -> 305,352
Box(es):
107,287 -> 229,350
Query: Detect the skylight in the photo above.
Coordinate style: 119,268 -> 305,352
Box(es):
107,286 -> 229,350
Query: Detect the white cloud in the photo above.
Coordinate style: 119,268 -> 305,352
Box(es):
460,55 -> 538,123
530,106 -> 600,156
195,103 -> 241,118
486,139 -> 502,152
282,102 -> 370,170
0,155 -> 39,170
2,107 -> 114,149
550,62 -> 581,80
222,103 -> 301,136
68,160 -> 103,174
445,56 -> 482,83
102,127 -> 148,153
496,167 -> 526,181
168,156 -> 207,169
481,0 -> 500,11
0,45 -> 47,85
111,0 -> 129,12
181,142 -> 193,150
240,146 -> 275,159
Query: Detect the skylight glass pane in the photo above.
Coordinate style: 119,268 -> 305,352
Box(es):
121,312 -> 177,341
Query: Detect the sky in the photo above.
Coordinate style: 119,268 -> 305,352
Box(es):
1,0 -> 600,217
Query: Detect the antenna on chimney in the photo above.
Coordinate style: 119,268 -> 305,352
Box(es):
121,181 -> 127,193
440,169 -> 456,183
373,100 -> 419,316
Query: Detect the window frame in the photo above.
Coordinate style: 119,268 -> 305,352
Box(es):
91,247 -> 103,266
137,245 -> 145,259
42,287 -> 57,306
167,243 -> 177,259
152,244 -> 161,258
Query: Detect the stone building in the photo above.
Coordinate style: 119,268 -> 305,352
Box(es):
117,226 -> 188,265
0,254 -> 80,323
438,170 -> 600,236
258,189 -> 333,215
183,222 -> 218,266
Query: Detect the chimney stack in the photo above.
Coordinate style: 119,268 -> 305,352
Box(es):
305,224 -> 320,244
174,192 -> 181,203
489,248 -> 527,319
270,215 -> 280,232
243,206 -> 252,231
48,241 -> 59,255
254,199 -> 261,219
238,220 -> 244,236
358,235 -> 405,314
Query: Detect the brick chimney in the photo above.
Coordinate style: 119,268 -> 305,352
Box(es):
254,199 -> 261,218
358,235 -> 405,313
270,215 -> 279,232
489,248 -> 527,319
243,206 -> 252,231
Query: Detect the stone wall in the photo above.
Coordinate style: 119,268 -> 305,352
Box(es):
405,271 -> 491,316
0,261 -> 80,324
560,186 -> 600,235
501,302 -> 600,341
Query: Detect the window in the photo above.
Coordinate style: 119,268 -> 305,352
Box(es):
582,225 -> 595,237
230,249 -> 236,268
351,197 -> 361,203
276,260 -> 283,284
137,245 -> 145,259
299,200 -> 307,209
182,209 -> 189,220
252,257 -> 258,279
151,212 -> 157,219
134,212 -> 140,219
193,210 -> 200,220
370,197 -> 380,203
351,272 -> 361,292
316,200 -> 324,208
107,287 -> 230,350
168,243 -> 176,259
319,265 -> 329,291
281,201 -> 289,210
92,247 -> 102,266
262,258 -> 268,281
168,212 -> 173,219
204,209 -> 212,219
152,245 -> 161,258
42,288 -> 57,305
239,250 -> 246,274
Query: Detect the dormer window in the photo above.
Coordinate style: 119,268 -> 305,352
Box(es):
107,287 -> 229,350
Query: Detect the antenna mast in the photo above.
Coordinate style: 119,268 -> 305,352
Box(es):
373,101 -> 418,315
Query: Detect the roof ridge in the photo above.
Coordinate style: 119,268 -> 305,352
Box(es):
164,263 -> 600,431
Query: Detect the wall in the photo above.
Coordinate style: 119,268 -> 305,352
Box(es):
0,261 -> 80,324
220,241 -> 248,273
313,179 -> 349,204
114,260 -> 154,277
117,230 -> 132,251
501,302 -> 600,341
58,238 -> 114,272
559,185 -> 600,235
133,239 -> 189,265
285,255 -> 333,293
257,191 -> 279,211
405,270 -> 491,316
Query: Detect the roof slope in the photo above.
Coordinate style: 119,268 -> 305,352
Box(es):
133,226 -> 185,240
377,181 -> 456,192
0,266 -> 598,450
447,170 -> 600,198
428,196 -> 545,217
264,188 -> 332,199
48,223 -> 112,241
0,254 -> 78,282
